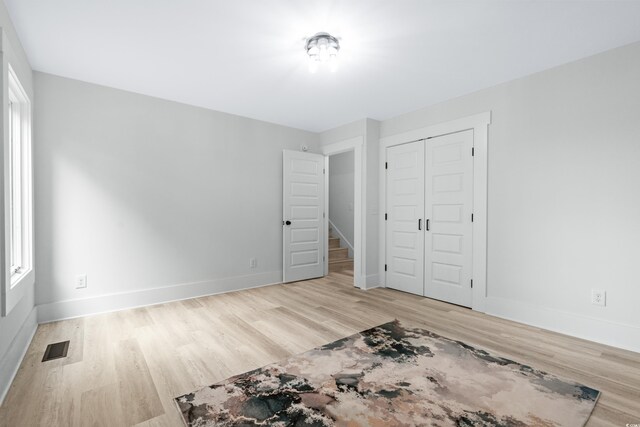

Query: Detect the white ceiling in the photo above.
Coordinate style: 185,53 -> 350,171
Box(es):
5,1 -> 640,132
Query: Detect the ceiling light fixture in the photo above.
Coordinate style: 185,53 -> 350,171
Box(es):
306,32 -> 340,73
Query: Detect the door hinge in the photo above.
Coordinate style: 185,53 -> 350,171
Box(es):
323,212 -> 325,218
472,147 -> 475,156
323,168 -> 325,174
385,162 -> 388,170
384,264 -> 387,272
471,279 -> 473,288
471,213 -> 474,222
385,213 -> 388,220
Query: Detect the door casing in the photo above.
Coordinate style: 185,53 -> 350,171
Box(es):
379,112 -> 491,313
321,137 -> 365,289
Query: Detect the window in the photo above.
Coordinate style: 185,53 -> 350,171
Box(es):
7,64 -> 32,287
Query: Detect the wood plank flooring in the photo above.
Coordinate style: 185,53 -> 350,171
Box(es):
1,271 -> 639,426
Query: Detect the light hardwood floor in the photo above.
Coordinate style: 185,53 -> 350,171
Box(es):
1,271 -> 639,426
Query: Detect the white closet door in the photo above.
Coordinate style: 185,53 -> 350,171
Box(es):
283,150 -> 325,283
424,130 -> 474,307
385,141 -> 425,295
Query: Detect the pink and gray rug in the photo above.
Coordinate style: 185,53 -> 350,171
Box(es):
175,320 -> 599,426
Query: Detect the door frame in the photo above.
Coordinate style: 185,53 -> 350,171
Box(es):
321,136 -> 364,289
378,112 -> 491,312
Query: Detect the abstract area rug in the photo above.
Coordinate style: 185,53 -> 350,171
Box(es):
175,320 -> 599,426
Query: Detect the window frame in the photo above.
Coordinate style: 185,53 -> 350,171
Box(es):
1,53 -> 34,317
7,64 -> 32,287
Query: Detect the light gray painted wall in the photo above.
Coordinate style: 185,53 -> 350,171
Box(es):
33,72 -> 320,306
329,151 -> 354,248
0,1 -> 36,400
319,119 -> 365,145
380,41 -> 640,330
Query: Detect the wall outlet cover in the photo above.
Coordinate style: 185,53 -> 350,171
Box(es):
591,290 -> 606,307
75,274 -> 87,289
249,258 -> 257,268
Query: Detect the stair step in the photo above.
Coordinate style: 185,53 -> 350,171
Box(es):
329,247 -> 348,261
329,259 -> 353,273
329,237 -> 340,249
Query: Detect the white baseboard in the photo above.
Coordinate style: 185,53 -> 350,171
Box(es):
37,271 -> 283,323
0,306 -> 38,405
485,296 -> 640,353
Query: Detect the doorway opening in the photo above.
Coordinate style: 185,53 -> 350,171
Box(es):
322,136 -> 364,288
327,151 -> 355,282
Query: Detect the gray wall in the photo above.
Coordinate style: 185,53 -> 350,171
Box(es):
33,72 -> 319,306
329,151 -> 354,249
380,41 -> 640,343
0,0 -> 36,400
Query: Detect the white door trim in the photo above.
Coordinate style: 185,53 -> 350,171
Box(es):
379,112 -> 491,312
322,136 -> 365,288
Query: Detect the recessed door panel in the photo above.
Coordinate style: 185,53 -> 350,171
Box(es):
291,182 -> 319,198
393,231 -> 417,249
290,228 -> 319,244
433,173 -> 464,193
432,262 -> 462,285
432,204 -> 463,223
393,257 -> 417,277
291,159 -> 319,175
432,142 -> 464,164
432,234 -> 463,254
291,250 -> 320,267
290,205 -> 319,220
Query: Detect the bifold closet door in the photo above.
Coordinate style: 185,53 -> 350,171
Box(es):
424,130 -> 474,307
385,141 -> 425,295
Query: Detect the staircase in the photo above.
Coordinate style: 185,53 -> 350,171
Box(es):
328,231 -> 354,273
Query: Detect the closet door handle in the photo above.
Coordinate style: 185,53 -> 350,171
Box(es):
426,219 -> 430,231
418,219 -> 422,230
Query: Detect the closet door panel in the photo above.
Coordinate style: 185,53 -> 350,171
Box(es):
385,141 -> 425,295
424,130 -> 474,307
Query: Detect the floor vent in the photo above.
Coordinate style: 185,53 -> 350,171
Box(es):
42,341 -> 70,362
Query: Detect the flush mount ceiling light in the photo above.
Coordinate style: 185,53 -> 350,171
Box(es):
306,32 -> 340,73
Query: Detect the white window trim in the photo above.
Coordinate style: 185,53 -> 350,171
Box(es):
1,34 -> 34,316
7,65 -> 32,288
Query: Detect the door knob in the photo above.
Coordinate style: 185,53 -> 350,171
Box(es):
285,220 -> 292,225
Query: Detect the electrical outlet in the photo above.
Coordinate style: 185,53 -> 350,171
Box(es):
249,258 -> 257,269
75,274 -> 87,289
591,290 -> 606,307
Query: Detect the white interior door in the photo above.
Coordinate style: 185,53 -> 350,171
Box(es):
283,150 -> 325,283
385,141 -> 425,295
424,130 -> 474,307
